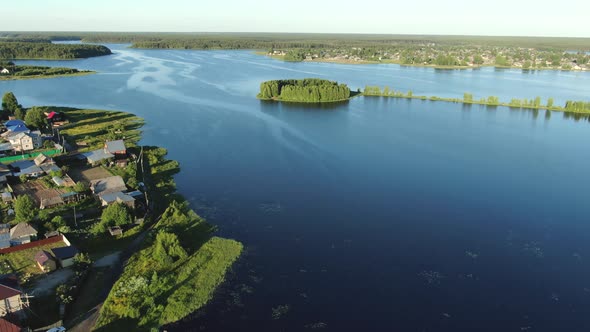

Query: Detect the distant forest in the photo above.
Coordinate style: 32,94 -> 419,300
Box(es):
0,39 -> 111,59
258,79 -> 352,103
2,32 -> 590,50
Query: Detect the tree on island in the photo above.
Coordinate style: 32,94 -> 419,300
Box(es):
258,79 -> 351,103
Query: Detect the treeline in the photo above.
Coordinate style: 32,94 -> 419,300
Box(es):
565,101 -> 590,113
363,86 -> 590,114
0,42 -> 111,59
258,79 -> 351,103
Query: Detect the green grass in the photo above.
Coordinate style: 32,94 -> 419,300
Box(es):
55,107 -> 144,151
0,241 -> 66,284
0,70 -> 95,81
94,202 -> 243,331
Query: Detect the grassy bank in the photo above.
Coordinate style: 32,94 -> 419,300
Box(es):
48,107 -> 244,331
94,202 -> 242,331
0,70 -> 95,81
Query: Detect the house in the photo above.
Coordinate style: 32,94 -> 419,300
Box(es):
105,140 -> 126,155
9,223 -> 38,246
51,246 -> 79,268
46,111 -> 64,123
0,275 -> 25,317
0,317 -> 21,332
90,175 -> 127,196
105,140 -> 129,167
34,250 -> 57,273
34,153 -> 60,173
37,189 -> 65,209
0,192 -> 11,203
108,226 -> 123,236
8,160 -> 44,178
98,191 -> 135,208
8,131 -> 42,152
82,149 -> 114,165
0,68 -> 10,75
0,224 -> 10,249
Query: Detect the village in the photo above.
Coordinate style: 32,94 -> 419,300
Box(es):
267,45 -> 590,70
0,94 -> 148,331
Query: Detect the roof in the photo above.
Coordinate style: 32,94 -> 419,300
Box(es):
47,111 -> 57,119
35,250 -> 54,266
0,283 -> 21,300
6,124 -> 29,133
10,222 -> 38,239
4,120 -> 25,127
83,149 -> 114,164
105,140 -> 126,153
100,191 -> 135,204
0,317 -> 21,332
0,142 -> 14,152
90,175 -> 126,195
51,246 -> 79,260
10,160 -> 43,176
52,176 -> 65,187
34,153 -> 54,166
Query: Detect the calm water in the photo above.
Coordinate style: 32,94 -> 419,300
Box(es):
4,45 -> 590,331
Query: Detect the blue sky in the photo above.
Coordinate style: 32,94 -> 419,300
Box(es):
2,0 -> 589,37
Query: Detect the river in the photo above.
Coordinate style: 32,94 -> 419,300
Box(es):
3,44 -> 590,331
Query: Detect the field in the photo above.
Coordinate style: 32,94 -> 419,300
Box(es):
68,165 -> 113,183
0,240 -> 67,283
55,107 -> 143,151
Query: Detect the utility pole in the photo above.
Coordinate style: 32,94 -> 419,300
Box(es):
73,205 -> 78,228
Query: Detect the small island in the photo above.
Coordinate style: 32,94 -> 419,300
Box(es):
257,79 -> 356,103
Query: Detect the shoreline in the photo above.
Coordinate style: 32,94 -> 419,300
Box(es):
0,71 -> 96,81
256,52 -> 589,71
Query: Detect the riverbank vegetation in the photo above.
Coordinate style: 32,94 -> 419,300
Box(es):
94,201 -> 242,331
258,79 -> 354,103
0,62 -> 94,80
53,107 -> 245,331
0,41 -> 111,59
363,86 -> 590,113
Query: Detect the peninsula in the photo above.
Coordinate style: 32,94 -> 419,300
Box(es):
0,61 -> 94,80
257,79 -> 355,103
0,93 -> 242,332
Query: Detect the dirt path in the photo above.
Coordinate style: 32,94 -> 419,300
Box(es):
93,251 -> 121,267
30,268 -> 74,295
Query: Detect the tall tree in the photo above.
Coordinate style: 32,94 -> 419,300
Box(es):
14,195 -> 38,222
24,107 -> 49,130
2,92 -> 19,114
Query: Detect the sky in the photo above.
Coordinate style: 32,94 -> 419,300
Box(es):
1,0 -> 589,37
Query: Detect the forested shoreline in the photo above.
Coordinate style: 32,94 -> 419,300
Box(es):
0,41 -> 111,59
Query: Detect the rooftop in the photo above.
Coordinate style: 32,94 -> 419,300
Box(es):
83,149 -> 114,164
90,175 -> 127,195
105,140 -> 126,153
51,246 -> 79,260
35,250 -> 54,266
10,222 -> 38,239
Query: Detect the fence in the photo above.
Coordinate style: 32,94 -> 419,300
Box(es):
0,234 -> 68,254
0,148 -> 62,163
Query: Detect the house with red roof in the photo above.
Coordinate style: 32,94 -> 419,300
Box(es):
0,275 -> 25,318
